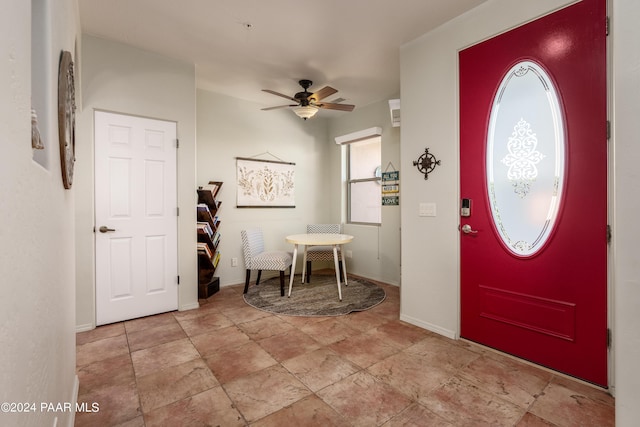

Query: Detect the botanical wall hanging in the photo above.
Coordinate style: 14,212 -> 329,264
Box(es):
236,156 -> 295,208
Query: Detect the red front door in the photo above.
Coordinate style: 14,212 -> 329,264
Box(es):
459,0 -> 607,386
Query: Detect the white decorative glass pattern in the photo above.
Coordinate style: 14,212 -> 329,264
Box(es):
486,61 -> 565,256
502,118 -> 545,198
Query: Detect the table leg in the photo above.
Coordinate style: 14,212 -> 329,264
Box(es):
333,245 -> 342,301
301,245 -> 308,283
288,244 -> 298,297
340,245 -> 348,286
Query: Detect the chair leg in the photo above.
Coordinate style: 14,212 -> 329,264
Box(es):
339,260 -> 343,277
306,260 -> 312,283
244,269 -> 251,294
256,270 -> 262,286
279,271 -> 285,296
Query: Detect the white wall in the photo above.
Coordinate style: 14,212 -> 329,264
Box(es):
611,0 -> 640,424
328,99 -> 402,286
400,0 -> 640,423
0,1 -> 79,426
75,35 -> 198,330
196,89 -> 333,286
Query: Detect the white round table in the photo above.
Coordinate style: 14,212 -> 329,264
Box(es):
285,233 -> 354,300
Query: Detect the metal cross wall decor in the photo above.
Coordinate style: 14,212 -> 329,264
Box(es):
413,148 -> 441,180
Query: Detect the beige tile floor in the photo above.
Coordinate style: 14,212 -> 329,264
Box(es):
75,274 -> 614,426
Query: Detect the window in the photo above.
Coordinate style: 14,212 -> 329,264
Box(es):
347,136 -> 381,224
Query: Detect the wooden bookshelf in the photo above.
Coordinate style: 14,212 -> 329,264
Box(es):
196,181 -> 222,298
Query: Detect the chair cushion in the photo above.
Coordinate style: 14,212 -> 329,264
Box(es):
251,250 -> 293,271
306,246 -> 340,261
307,224 -> 342,234
241,228 -> 265,260
305,224 -> 343,261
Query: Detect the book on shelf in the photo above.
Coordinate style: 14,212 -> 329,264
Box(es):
197,221 -> 213,237
202,182 -> 220,195
197,203 -> 211,214
197,203 -> 215,225
197,242 -> 213,259
212,250 -> 221,268
212,231 -> 221,247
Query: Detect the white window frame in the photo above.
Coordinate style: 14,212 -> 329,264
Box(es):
335,127 -> 383,226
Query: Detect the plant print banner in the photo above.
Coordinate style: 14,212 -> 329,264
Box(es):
236,157 -> 295,207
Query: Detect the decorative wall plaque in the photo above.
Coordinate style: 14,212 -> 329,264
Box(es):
413,148 -> 441,180
58,50 -> 76,189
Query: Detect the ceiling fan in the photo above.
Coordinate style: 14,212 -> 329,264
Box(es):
261,79 -> 355,120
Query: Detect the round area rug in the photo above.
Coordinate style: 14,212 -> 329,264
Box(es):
243,274 -> 386,316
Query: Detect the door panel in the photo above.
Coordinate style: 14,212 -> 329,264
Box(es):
109,237 -> 133,299
459,0 -> 607,386
95,111 -> 178,325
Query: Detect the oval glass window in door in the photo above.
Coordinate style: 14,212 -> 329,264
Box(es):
486,61 -> 565,256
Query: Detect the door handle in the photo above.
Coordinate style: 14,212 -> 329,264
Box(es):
461,224 -> 478,234
98,226 -> 116,233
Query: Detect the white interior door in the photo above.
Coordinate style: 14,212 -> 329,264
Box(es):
95,111 -> 178,325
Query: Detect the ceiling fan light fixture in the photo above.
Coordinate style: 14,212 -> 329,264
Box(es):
293,105 -> 318,120
263,80 -> 354,118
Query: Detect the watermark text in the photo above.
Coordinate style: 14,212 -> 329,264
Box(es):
1,402 -> 99,413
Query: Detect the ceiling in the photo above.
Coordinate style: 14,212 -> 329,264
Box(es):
79,0 -> 486,114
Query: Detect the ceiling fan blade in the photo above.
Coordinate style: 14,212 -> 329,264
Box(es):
310,86 -> 338,101
317,102 -> 355,112
262,89 -> 298,102
261,104 -> 297,111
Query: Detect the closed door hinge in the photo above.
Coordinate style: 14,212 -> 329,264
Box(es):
177,275 -> 180,285
176,138 -> 180,148
177,207 -> 180,216
606,120 -> 611,140
606,16 -> 610,36
607,224 -> 612,244
607,328 -> 612,348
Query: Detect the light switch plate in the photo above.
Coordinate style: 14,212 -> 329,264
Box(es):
419,202 -> 437,217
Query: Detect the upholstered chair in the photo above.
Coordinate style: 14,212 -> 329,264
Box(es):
305,223 -> 343,282
241,228 -> 292,296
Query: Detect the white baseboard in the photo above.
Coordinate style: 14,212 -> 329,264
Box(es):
400,313 -> 457,340
179,301 -> 200,311
75,323 -> 95,333
345,271 -> 400,287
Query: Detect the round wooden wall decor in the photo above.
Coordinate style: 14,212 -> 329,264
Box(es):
58,50 -> 76,189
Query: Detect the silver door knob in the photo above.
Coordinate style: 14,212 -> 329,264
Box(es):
461,224 -> 478,234
99,226 -> 116,233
